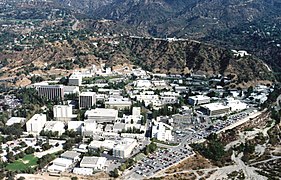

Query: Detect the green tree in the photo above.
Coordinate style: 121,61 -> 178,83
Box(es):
110,168 -> 119,178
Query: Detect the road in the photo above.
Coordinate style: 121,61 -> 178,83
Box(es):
277,94 -> 281,109
250,156 -> 281,166
72,19 -> 79,31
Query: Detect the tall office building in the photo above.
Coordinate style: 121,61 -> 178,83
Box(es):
79,92 -> 96,109
37,85 -> 64,101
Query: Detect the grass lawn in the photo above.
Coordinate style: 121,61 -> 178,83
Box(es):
133,153 -> 146,161
6,154 -> 38,171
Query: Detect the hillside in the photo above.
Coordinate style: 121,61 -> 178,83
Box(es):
109,37 -> 274,84
0,0 -> 278,85
54,0 -> 281,37
53,0 -> 281,80
0,35 -> 274,87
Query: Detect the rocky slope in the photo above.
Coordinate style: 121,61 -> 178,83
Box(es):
110,37 -> 274,83
0,36 -> 274,87
53,0 -> 281,79
0,0 -> 278,85
54,0 -> 281,37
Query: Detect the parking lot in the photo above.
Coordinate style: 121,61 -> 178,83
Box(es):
124,108 -> 258,179
125,144 -> 194,179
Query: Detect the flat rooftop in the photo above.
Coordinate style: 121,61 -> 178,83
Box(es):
85,108 -> 118,117
201,103 -> 229,111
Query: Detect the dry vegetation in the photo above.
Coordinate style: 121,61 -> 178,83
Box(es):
165,153 -> 214,173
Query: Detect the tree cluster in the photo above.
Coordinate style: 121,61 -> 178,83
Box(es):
143,142 -> 157,155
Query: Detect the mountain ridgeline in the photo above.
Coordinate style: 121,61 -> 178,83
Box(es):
54,0 -> 281,80
104,37 -> 274,85
0,0 -> 279,84
56,0 -> 281,37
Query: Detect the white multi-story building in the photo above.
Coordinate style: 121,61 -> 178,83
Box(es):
113,138 -> 137,159
44,121 -> 65,135
26,114 -> 47,135
68,74 -> 82,86
84,108 -> 118,123
79,92 -> 96,109
80,157 -> 107,170
53,105 -> 76,122
151,122 -> 173,142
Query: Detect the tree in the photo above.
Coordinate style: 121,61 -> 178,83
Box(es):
0,123 -> 23,137
144,142 -> 157,155
6,152 -> 15,163
17,177 -> 25,180
42,143 -> 52,151
24,146 -> 35,154
37,154 -> 56,169
110,168 -> 119,178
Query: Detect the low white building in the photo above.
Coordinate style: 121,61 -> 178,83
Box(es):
121,133 -> 145,140
200,103 -> 230,116
105,97 -> 132,110
84,108 -> 118,123
135,94 -> 159,107
113,138 -> 137,159
61,151 -> 81,162
160,96 -> 178,104
73,168 -> 93,175
225,98 -> 247,112
88,140 -> 116,151
188,95 -> 210,106
134,80 -> 152,89
113,123 -> 126,133
152,80 -> 167,87
68,121 -> 84,132
80,156 -> 107,171
81,120 -> 98,136
6,117 -> 26,126
175,86 -> 187,93
68,74 -> 82,86
151,122 -> 173,142
132,107 -> 141,117
26,114 -> 47,135
44,121 -> 65,135
48,158 -> 73,172
64,86 -> 80,95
